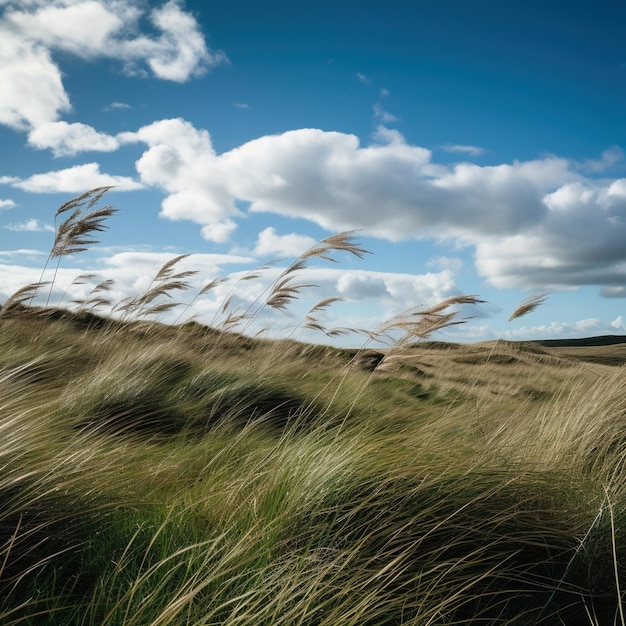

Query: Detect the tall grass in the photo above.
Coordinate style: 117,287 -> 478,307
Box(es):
1,190 -> 626,624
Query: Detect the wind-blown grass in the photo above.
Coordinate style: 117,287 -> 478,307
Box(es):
1,191 -> 626,625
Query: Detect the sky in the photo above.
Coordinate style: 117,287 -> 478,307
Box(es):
1,0 -> 626,345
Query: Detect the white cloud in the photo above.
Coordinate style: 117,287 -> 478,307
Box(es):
373,88 -> 398,124
580,146 -> 624,174
0,0 -> 225,132
0,249 -> 47,258
372,125 -> 405,146
104,101 -> 132,111
104,251 -> 252,274
113,118 -> 626,296
28,121 -> 120,156
441,144 -> 486,157
0,198 -> 16,209
373,102 -> 398,124
357,72 -> 372,85
0,28 -> 70,130
233,103 -> 249,109
611,315 -> 624,329
503,318 -> 622,340
12,163 -> 143,193
254,227 -> 317,258
336,272 -> 389,299
119,118 -> 237,234
5,218 -> 54,232
201,220 -> 237,243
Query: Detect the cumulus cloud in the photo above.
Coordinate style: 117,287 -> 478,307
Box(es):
11,163 -> 143,193
0,198 -> 16,209
254,227 -> 317,258
28,121 -> 120,156
336,272 -> 389,299
99,117 -> 626,297
119,118 -> 237,235
0,0 -> 225,131
0,28 -> 70,130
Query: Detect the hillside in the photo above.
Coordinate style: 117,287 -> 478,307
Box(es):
2,307 -> 626,624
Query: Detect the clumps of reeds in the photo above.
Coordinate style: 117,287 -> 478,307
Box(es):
375,295 -> 485,347
0,281 -> 50,317
0,188 -> 118,317
208,231 -> 371,338
44,186 -> 118,306
265,231 -> 369,315
117,254 -> 198,320
1,188 -> 496,349
50,187 -> 117,259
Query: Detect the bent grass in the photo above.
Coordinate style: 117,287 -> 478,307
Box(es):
1,190 -> 625,624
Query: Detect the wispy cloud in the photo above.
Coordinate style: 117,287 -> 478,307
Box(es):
5,218 -> 54,232
427,256 -> 464,272
579,146 -> 624,173
0,249 -> 47,258
357,72 -> 372,85
441,144 -> 486,157
234,102 -> 249,109
104,101 -> 132,112
0,198 -> 16,210
373,88 -> 398,124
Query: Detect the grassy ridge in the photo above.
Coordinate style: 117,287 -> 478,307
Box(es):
1,307 -> 626,624
2,190 -> 626,624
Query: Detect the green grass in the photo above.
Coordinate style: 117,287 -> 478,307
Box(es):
2,191 -> 626,624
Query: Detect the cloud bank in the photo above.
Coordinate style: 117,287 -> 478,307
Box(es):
111,119 -> 626,296
0,0 -> 226,144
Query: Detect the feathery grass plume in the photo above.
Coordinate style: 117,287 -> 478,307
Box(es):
61,273 -> 98,308
508,293 -> 548,322
299,298 -> 345,337
0,282 -> 50,317
255,231 -> 369,323
41,188 -> 118,307
173,277 -> 227,325
375,295 -> 484,346
118,255 -> 197,320
266,275 -> 318,312
72,279 -> 116,313
300,230 -> 370,262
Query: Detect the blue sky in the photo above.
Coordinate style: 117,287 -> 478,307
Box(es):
1,0 -> 625,345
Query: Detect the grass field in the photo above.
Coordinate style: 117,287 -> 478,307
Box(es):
1,190 -> 626,624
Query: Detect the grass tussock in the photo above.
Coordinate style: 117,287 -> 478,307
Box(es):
2,191 -> 626,625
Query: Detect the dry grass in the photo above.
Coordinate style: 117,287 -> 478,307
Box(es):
2,190 -> 626,625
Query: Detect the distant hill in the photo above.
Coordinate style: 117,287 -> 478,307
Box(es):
533,335 -> 626,348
